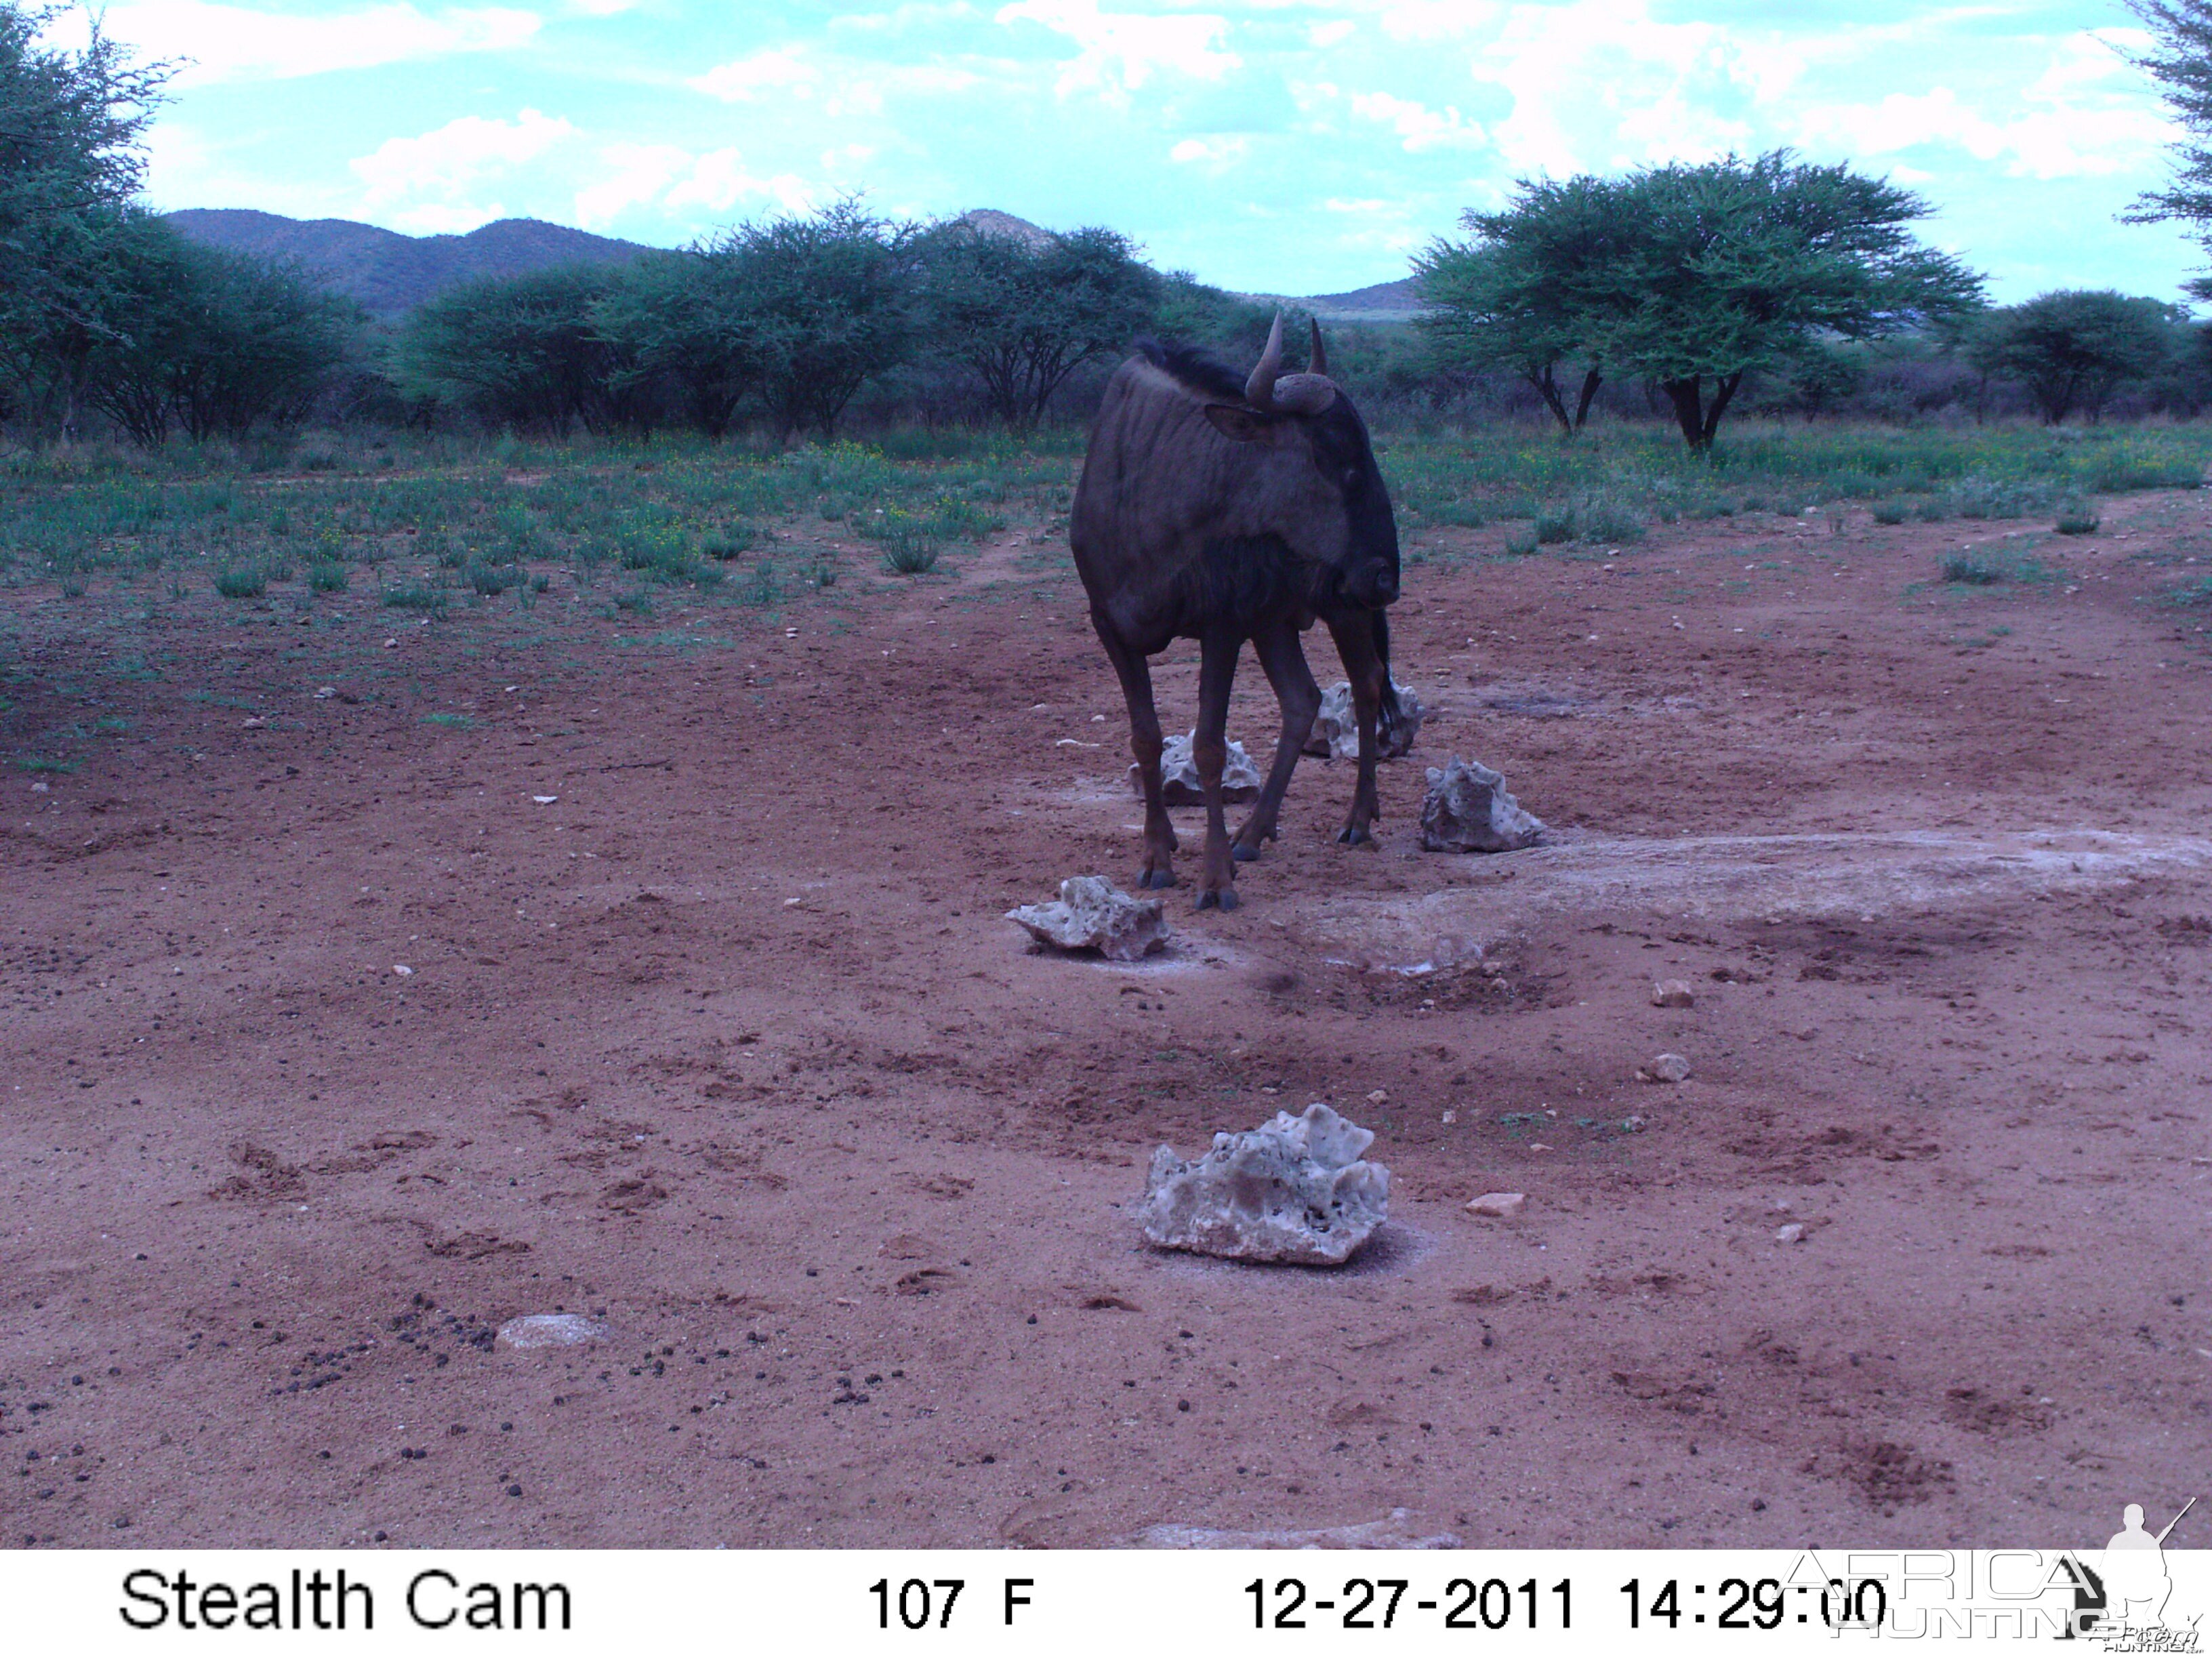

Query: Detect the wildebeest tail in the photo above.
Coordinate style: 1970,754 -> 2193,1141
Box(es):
1373,609 -> 1405,749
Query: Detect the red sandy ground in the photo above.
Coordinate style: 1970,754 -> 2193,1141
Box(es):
3,487 -> 2209,1551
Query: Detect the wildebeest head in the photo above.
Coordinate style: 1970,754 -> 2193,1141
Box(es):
1201,313 -> 1400,611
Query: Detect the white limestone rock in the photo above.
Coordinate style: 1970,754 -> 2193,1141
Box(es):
497,1313 -> 609,1349
1419,756 -> 1545,853
1006,875 -> 1168,962
1136,1102 -> 1389,1265
1303,680 -> 1425,760
1135,730 -> 1263,805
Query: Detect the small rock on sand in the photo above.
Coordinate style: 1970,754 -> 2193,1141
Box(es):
1419,758 -> 1544,853
1651,980 -> 1696,1008
1136,731 -> 1263,805
1006,876 -> 1168,963
1465,1191 -> 1525,1218
1303,681 -> 1426,760
497,1313 -> 609,1349
1637,1052 -> 1692,1084
1138,1102 -> 1389,1265
1774,1223 -> 1807,1245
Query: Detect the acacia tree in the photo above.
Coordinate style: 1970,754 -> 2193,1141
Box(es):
396,265 -> 649,434
0,1 -> 171,436
2124,0 -> 2212,288
1425,153 -> 1983,449
687,201 -> 922,441
1414,174 -> 1616,434
1965,291 -> 2183,423
914,223 -> 1156,430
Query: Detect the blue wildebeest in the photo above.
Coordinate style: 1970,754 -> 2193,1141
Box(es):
1071,313 -> 1405,910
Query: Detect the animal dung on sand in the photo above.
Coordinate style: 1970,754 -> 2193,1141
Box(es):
1303,680 -> 1425,760
1136,1102 -> 1390,1265
1419,756 -> 1546,853
1005,875 -> 1169,962
1132,730 -> 1263,805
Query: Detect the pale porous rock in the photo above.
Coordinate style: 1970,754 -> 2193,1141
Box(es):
1419,757 -> 1545,853
1651,980 -> 1696,1008
497,1313 -> 609,1349
1006,875 -> 1168,963
1136,1103 -> 1389,1265
1304,680 -> 1425,760
1465,1191 -> 1525,1219
1138,1508 -> 1462,1550
1637,1052 -> 1692,1084
1134,730 -> 1263,806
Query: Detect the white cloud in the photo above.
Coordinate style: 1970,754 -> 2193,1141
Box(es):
352,108 -> 577,232
1349,90 -> 1485,152
101,1 -> 539,87
996,0 -> 1240,104
689,47 -> 818,102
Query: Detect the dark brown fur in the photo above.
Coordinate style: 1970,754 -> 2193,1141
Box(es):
1069,335 -> 1402,908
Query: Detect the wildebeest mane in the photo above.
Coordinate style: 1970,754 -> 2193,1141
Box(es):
1134,336 -> 1249,405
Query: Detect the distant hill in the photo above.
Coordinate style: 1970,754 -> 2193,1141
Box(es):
162,210 -> 655,316
1242,276 -> 1426,324
162,206 -> 1422,323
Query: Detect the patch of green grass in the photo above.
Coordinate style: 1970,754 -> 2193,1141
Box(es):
308,560 -> 348,592
1502,524 -> 1540,556
1871,499 -> 1910,525
14,754 -> 76,773
423,712 -> 474,729
381,585 -> 447,613
467,562 -> 517,595
877,524 -> 942,574
212,566 -> 267,598
613,590 -> 653,615
1941,552 -> 2005,586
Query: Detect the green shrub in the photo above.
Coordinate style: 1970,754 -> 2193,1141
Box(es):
467,562 -> 516,595
213,567 -> 266,598
1570,490 -> 1645,544
879,526 -> 942,573
701,526 -> 756,561
1871,500 -> 1910,525
308,560 -> 348,592
2053,499 -> 2101,535
382,585 -> 447,612
1941,552 -> 2003,585
1532,506 -> 1575,545
614,590 -> 653,614
529,573 -> 551,593
1502,525 -> 1540,556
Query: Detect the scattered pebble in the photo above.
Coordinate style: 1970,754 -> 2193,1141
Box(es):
1366,1089 -> 1389,1105
532,795 -> 558,804
392,964 -> 413,977
1638,1052 -> 1692,1084
1651,980 -> 1696,1008
1440,1109 -> 1457,1125
314,687 -> 336,699
1465,1191 -> 1525,1219
1775,1223 -> 1807,1245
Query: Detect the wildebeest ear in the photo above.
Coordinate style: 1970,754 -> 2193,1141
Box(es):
1203,404 -> 1285,444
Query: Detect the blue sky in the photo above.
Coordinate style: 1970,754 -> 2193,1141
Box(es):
78,0 -> 2207,301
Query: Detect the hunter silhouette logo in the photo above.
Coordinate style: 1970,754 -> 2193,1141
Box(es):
2064,1497 -> 2200,1648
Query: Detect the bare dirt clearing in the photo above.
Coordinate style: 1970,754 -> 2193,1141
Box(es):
4,493 -> 2209,1549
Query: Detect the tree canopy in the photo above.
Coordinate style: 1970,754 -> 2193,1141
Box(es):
1965,290 -> 2184,424
1419,152 -> 1985,447
914,222 -> 1156,430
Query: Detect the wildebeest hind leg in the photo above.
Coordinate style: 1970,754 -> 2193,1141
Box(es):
1191,625 -> 1243,909
1326,611 -> 1386,846
1232,620 -> 1320,862
1097,621 -> 1178,888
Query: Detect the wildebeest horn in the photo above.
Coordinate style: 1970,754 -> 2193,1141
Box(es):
1246,310 -> 1336,416
1309,317 -> 1328,379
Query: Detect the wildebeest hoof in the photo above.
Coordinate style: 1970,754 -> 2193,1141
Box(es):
1231,842 -> 1263,863
1141,868 -> 1177,890
1336,825 -> 1374,846
1195,887 -> 1238,911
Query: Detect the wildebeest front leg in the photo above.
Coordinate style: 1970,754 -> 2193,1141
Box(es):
1231,619 -> 1321,862
1192,625 -> 1244,909
1097,620 -> 1178,888
1326,611 -> 1386,845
